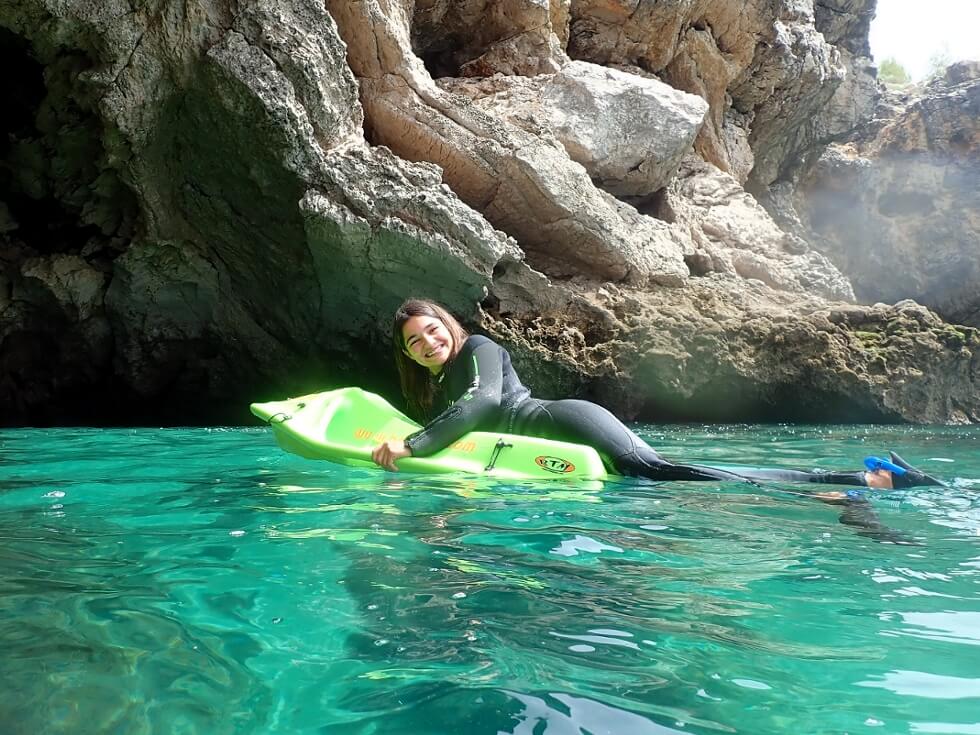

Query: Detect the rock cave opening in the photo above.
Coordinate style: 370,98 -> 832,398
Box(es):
409,3 -> 511,80
0,28 -> 151,427
410,7 -> 469,79
0,29 -> 44,148
416,42 -> 463,80
0,29 -> 106,256
623,188 -> 676,223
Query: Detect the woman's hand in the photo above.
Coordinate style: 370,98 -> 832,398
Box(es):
371,440 -> 412,471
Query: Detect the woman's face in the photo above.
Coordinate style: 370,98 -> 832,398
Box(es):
402,315 -> 454,373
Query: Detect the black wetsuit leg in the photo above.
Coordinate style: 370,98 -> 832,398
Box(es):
731,467 -> 868,487
513,398 -> 869,487
513,399 -> 748,483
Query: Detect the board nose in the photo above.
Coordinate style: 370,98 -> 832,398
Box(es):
250,400 -> 294,422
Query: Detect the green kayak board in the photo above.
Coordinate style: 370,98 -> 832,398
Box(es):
251,387 -> 609,480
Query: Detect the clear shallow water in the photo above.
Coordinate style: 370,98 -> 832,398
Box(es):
1,425 -> 978,735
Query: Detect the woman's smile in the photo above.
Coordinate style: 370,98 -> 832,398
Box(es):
402,315 -> 454,373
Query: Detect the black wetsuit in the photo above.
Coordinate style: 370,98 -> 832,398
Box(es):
404,336 -> 868,486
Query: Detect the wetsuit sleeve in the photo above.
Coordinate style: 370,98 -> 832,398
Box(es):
403,341 -> 504,457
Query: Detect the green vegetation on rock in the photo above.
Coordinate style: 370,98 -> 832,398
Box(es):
877,57 -> 911,87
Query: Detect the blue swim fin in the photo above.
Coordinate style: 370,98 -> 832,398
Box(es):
866,451 -> 947,489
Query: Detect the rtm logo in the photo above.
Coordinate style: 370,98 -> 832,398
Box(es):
535,456 -> 576,474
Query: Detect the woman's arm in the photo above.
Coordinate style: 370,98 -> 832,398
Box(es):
403,340 -> 505,457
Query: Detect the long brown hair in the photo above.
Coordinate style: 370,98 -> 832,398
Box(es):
392,299 -> 469,421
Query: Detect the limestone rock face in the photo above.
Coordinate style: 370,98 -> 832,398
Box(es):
327,0 -> 695,286
412,0 -> 570,77
666,158 -> 855,301
0,0 -> 515,422
799,64 -> 980,327
1,0 -> 978,426
567,0 -> 878,190
487,281 -> 980,425
441,60 -> 708,196
814,0 -> 874,56
804,0 -> 879,176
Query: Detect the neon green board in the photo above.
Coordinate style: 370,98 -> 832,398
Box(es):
251,387 -> 609,480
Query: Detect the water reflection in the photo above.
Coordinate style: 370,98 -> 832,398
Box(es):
502,690 -> 701,735
888,611 -> 980,646
1,425 -> 979,734
858,670 -> 980,699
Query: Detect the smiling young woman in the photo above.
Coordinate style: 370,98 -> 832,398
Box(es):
370,299 -> 942,494
402,315 -> 455,373
393,300 -> 468,415
371,300 -> 468,471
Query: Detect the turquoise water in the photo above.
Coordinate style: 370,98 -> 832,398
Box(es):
1,425 -> 978,735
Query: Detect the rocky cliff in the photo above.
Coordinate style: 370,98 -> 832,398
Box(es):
1,0 -> 977,426
797,61 -> 980,328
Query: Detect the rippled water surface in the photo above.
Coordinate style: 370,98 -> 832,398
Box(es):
1,425 -> 978,735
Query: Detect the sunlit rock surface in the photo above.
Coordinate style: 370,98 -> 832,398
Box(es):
799,62 -> 980,327
488,282 -> 980,425
665,158 -> 855,301
567,0 -> 878,190
440,60 -> 708,196
1,0 -> 978,425
327,0 -> 691,285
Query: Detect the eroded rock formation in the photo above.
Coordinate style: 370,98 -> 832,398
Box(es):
798,61 -> 980,327
567,0 -> 879,190
327,0 -> 692,285
1,0 -> 512,421
1,0 -> 978,425
488,281 -> 979,424
665,157 -> 854,300
439,60 -> 709,197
